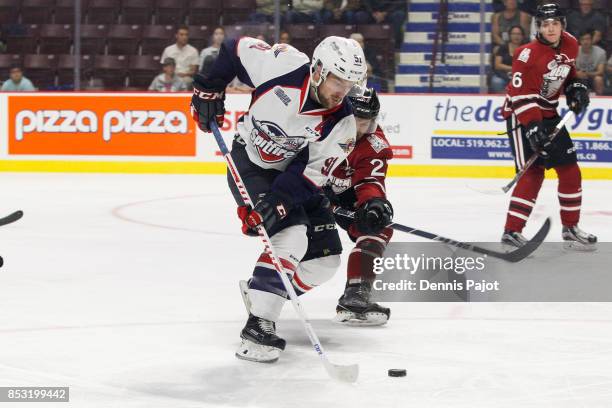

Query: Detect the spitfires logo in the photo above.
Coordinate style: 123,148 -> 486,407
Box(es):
250,117 -> 306,163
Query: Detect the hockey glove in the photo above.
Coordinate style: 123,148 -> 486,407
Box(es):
526,121 -> 552,158
564,80 -> 590,115
355,197 -> 393,234
191,74 -> 226,132
322,186 -> 341,208
237,192 -> 292,235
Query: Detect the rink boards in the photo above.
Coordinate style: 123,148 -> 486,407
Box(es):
0,92 -> 611,179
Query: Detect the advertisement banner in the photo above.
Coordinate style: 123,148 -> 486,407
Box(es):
376,94 -> 612,167
8,94 -> 195,156
0,92 -> 610,178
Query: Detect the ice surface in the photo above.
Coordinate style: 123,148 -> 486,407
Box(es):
1,173 -> 611,407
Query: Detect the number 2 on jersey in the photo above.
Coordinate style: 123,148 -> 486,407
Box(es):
371,159 -> 384,177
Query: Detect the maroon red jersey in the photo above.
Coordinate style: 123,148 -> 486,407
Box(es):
502,31 -> 578,126
328,126 -> 393,207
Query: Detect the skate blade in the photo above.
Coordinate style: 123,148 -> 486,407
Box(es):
334,310 -> 389,326
235,338 -> 281,363
238,280 -> 251,315
563,241 -> 597,252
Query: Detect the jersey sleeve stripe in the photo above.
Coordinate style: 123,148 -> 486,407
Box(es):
514,102 -> 540,115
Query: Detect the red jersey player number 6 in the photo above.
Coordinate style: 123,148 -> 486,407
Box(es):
500,3 -> 596,251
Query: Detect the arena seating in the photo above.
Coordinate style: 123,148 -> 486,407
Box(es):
1,0 -> 610,92
395,0 -> 493,93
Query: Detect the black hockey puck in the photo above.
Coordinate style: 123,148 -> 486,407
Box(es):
388,369 -> 406,377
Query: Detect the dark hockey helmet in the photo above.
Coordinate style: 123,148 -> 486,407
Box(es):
348,88 -> 380,120
535,3 -> 566,28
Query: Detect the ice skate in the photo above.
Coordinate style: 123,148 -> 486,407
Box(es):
501,230 -> 528,248
335,282 -> 390,326
236,314 -> 286,363
562,225 -> 597,251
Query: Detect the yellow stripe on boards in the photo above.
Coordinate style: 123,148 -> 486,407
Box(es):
1,161 -> 612,180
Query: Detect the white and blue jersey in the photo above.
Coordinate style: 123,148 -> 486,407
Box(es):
207,36 -> 357,205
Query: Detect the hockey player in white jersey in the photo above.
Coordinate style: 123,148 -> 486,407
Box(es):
190,36 -> 367,363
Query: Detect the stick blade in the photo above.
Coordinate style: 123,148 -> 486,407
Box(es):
0,210 -> 23,227
324,361 -> 359,383
503,217 -> 551,262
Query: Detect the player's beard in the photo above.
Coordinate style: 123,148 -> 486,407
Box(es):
319,92 -> 342,109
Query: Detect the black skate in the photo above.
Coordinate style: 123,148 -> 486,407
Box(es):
562,225 -> 597,251
501,230 -> 528,248
335,282 -> 390,326
236,314 -> 286,363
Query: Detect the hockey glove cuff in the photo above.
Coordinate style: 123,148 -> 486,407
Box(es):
564,80 -> 590,115
191,75 -> 226,132
526,121 -> 552,158
237,192 -> 292,235
355,197 -> 393,234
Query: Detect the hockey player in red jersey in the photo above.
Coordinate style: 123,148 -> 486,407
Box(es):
501,3 -> 596,250
324,88 -> 394,325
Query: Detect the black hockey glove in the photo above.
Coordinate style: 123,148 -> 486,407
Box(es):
564,80 -> 590,115
322,186 -> 340,208
525,121 -> 552,158
191,74 -> 226,132
237,191 -> 292,235
355,197 -> 393,234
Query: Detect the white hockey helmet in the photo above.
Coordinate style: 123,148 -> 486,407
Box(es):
310,36 -> 367,87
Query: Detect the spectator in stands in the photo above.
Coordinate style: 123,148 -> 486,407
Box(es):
1,66 -> 35,91
285,0 -> 328,24
517,0 -> 538,16
0,27 -> 6,53
491,0 -> 531,46
350,33 -> 382,78
160,25 -> 199,88
491,25 -> 526,93
279,31 -> 291,44
576,29 -> 606,95
149,58 -> 187,92
350,32 -> 387,91
566,0 -> 607,47
362,0 -> 407,49
199,27 -> 224,74
249,0 -> 288,23
606,55 -> 612,95
322,0 -> 368,25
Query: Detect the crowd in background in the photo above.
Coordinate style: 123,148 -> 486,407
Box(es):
1,0 -> 611,95
490,0 -> 611,95
0,0 -> 404,92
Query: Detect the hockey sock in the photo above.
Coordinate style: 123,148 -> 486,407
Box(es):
249,251 -> 298,299
555,163 -> 582,227
504,166 -> 545,233
347,236 -> 388,285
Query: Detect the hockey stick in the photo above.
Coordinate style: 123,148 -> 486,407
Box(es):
332,207 -> 550,263
502,111 -> 574,193
209,122 -> 359,383
0,210 -> 23,227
